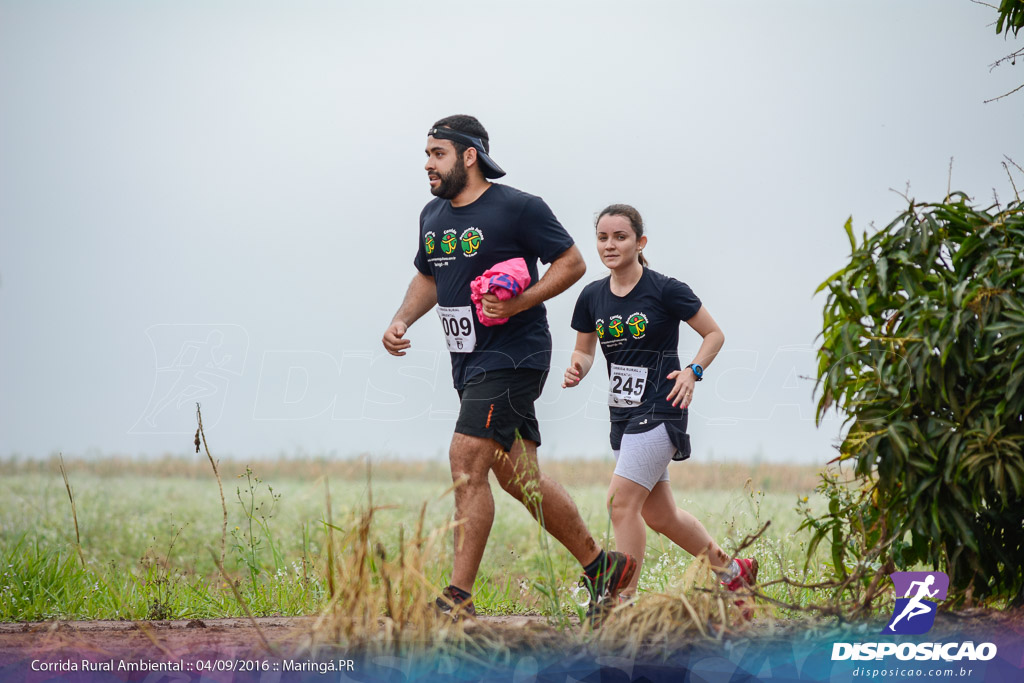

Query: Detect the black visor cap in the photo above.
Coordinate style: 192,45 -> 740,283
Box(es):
427,127 -> 506,179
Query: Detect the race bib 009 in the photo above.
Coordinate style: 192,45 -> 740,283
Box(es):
608,364 -> 648,407
437,305 -> 477,353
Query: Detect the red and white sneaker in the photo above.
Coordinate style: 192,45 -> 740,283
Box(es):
722,558 -> 758,620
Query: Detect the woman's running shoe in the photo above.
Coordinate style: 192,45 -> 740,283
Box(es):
722,557 -> 758,620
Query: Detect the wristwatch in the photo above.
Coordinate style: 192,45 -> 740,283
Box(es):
686,363 -> 704,381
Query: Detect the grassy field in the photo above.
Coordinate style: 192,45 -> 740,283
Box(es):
0,455 -> 831,623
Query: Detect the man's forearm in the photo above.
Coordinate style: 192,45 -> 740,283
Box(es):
392,272 -> 438,326
516,245 -> 586,310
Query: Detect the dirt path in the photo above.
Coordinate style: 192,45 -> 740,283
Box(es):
0,614 -> 554,643
3,611 -> 1022,681
0,615 -> 559,674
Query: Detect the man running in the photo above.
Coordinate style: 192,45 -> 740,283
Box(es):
888,575 -> 939,631
381,114 -> 635,618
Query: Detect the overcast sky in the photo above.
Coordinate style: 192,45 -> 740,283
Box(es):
1,1 -> 1021,464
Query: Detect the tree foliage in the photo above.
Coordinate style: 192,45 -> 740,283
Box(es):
986,0 -> 1024,101
814,193 -> 1024,605
997,0 -> 1024,37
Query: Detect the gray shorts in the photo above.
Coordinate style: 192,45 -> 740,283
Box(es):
612,423 -> 675,491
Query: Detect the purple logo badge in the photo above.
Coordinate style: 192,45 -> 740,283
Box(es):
883,571 -> 949,635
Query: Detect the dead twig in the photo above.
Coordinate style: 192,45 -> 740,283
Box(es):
988,45 -> 1024,71
208,548 -> 279,656
58,454 -> 85,566
1003,160 -> 1022,202
196,403 -> 227,567
889,183 -> 913,204
733,520 -> 771,555
325,477 -> 335,599
947,156 -> 955,200
984,81 -> 1024,104
1005,155 -> 1024,177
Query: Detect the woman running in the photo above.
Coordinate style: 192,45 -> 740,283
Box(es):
563,203 -> 757,607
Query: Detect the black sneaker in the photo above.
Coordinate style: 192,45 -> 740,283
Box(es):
434,585 -> 476,619
581,551 -> 637,625
585,592 -> 633,626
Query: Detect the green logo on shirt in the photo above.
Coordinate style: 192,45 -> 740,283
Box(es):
608,315 -> 624,338
595,319 -> 605,339
627,312 -> 649,339
424,231 -> 436,255
441,230 -> 458,254
460,227 -> 484,256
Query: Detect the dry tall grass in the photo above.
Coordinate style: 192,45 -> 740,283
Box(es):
593,555 -> 760,659
290,478 -> 761,662
299,480 -> 516,662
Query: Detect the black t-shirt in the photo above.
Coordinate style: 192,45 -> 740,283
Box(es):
571,268 -> 702,422
414,184 -> 575,390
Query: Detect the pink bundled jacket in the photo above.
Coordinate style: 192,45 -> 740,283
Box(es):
469,257 -> 532,326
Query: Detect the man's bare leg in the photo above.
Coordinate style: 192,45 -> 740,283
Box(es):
491,437 -> 601,566
448,432 -> 500,593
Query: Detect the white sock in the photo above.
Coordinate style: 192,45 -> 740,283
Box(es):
716,560 -> 740,582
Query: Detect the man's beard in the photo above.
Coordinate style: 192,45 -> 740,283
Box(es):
430,155 -> 469,200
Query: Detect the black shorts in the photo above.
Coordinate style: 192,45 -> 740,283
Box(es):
455,368 -> 547,452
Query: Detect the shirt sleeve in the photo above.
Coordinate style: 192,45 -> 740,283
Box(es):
413,209 -> 431,276
570,287 -> 594,333
664,277 -> 702,321
519,196 -> 575,265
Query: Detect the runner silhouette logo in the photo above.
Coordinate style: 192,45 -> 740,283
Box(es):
883,571 -> 949,635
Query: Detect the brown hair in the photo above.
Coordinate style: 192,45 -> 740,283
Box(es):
597,203 -> 648,267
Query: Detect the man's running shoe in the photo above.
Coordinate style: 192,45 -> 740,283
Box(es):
722,558 -> 758,620
582,551 -> 637,625
434,585 -> 476,619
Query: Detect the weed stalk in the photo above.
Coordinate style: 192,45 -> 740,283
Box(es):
195,403 -> 227,567
58,453 -> 85,567
209,547 -> 278,656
